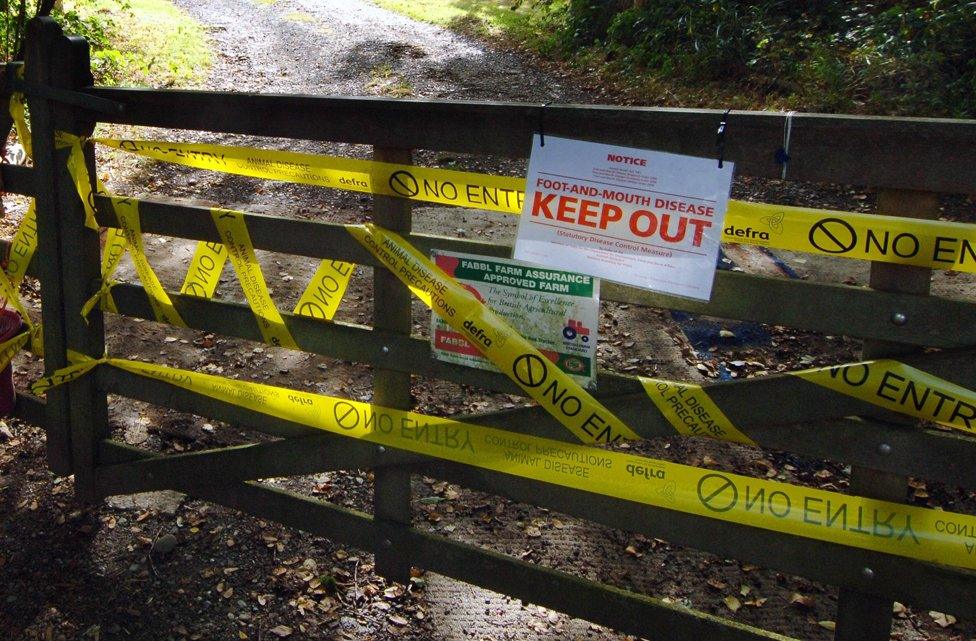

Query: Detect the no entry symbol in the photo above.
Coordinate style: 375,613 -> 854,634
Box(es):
389,170 -> 419,197
697,473 -> 739,513
808,218 -> 857,254
512,353 -> 548,388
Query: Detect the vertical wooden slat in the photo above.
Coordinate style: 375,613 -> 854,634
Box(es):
371,146 -> 414,584
25,18 -> 107,500
24,18 -> 74,476
834,189 -> 940,641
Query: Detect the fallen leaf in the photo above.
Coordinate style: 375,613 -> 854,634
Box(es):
526,526 -> 542,538
739,585 -> 751,597
817,621 -> 836,631
388,614 -> 409,626
723,596 -> 742,612
706,578 -> 727,590
928,611 -> 956,628
790,593 -> 815,608
269,625 -> 292,638
624,545 -> 641,557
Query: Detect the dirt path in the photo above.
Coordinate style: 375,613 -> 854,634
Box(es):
1,1 -> 973,640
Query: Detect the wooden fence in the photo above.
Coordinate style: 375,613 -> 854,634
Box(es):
4,17 -> 976,641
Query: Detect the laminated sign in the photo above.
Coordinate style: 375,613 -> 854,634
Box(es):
430,250 -> 600,389
514,135 -> 734,300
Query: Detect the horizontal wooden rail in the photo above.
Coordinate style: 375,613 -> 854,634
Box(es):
17,389 -> 976,617
93,195 -> 976,348
86,88 -> 976,194
0,164 -> 36,196
94,434 -> 426,495
86,393 -> 976,619
104,283 -> 976,488
99,440 -> 794,641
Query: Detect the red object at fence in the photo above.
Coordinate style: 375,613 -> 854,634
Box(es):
0,308 -> 24,416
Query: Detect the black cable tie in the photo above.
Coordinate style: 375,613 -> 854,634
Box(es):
538,102 -> 549,147
716,108 -> 731,168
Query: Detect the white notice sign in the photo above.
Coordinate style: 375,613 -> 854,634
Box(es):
513,135 -> 734,300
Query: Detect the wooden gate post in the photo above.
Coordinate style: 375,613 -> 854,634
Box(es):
25,17 -> 108,499
371,146 -> 414,584
834,189 -> 940,641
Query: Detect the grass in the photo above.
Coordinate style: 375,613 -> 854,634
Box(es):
365,63 -> 413,97
370,0 -> 543,42
64,0 -> 211,87
283,11 -> 314,23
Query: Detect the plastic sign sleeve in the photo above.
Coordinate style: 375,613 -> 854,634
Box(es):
348,223 -> 639,446
211,208 -> 298,349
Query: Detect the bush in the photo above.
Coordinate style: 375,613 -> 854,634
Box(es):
543,0 -> 976,116
1,0 -> 126,83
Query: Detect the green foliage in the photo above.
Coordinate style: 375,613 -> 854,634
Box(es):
56,1 -> 127,81
2,0 -> 125,78
542,0 -> 976,116
59,0 -> 210,87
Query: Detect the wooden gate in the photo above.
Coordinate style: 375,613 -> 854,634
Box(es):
4,17 -> 976,641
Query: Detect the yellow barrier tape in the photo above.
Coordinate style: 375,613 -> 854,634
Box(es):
0,256 -> 32,326
109,198 -> 186,327
349,223 -> 639,445
4,201 -> 37,288
54,132 -> 98,231
95,138 -> 526,213
0,329 -> 31,373
98,137 -> 976,274
3,86 -> 38,335
293,259 -> 355,321
28,353 -> 976,570
180,241 -> 228,299
640,378 -> 755,445
101,226 -> 128,276
724,200 -> 976,274
81,226 -> 128,318
211,208 -> 298,349
30,351 -> 105,396
9,69 -> 32,159
795,360 -> 976,436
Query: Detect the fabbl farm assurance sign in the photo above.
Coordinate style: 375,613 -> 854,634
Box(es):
430,250 -> 600,390
513,135 -> 734,300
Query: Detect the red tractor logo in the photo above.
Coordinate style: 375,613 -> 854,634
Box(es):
562,319 -> 590,342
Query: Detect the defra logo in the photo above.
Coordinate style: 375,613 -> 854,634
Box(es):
463,319 -> 492,348
626,462 -> 667,481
